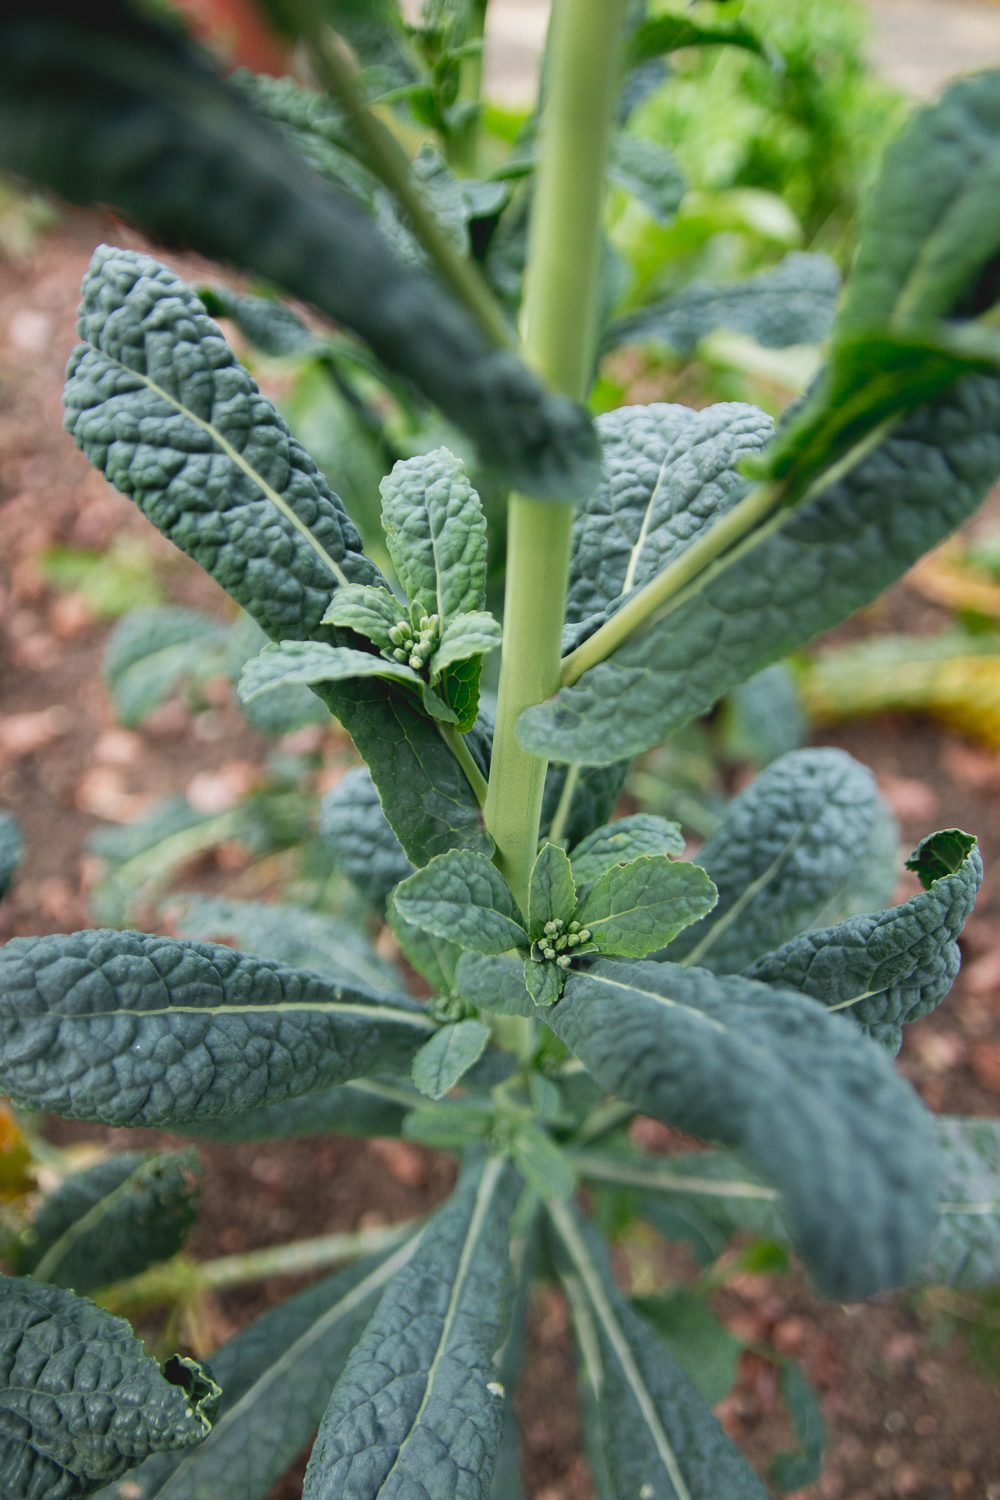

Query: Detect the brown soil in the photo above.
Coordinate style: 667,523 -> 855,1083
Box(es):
2,216 -> 999,1500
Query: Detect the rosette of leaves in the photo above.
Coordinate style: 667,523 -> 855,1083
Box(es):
393,812 -> 717,1026
239,449 -> 501,733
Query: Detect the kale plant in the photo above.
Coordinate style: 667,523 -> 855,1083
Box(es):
2,3 -> 1000,1498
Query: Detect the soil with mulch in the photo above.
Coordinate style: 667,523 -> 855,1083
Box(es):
2,215 -> 999,1500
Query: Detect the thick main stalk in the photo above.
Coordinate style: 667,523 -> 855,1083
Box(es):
484,0 -> 627,906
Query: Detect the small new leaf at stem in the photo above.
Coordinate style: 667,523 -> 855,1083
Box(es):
525,960 -> 565,1008
238,641 -> 459,724
547,960 -> 938,1299
322,584 -> 407,649
380,449 -> 489,622
529,843 -> 578,936
511,1124 -> 577,1202
386,894 -> 463,999
574,857 -> 717,959
412,1020 -> 491,1099
429,612 -> 502,681
303,1152 -> 520,1500
394,850 -> 528,955
569,814 -> 684,887
454,954 -> 537,1017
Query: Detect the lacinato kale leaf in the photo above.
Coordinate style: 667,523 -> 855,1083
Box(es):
0,929 -> 435,1127
547,960 -> 938,1299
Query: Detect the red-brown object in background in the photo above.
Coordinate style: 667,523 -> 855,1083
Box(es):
171,0 -> 290,75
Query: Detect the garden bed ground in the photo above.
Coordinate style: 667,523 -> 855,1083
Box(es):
2,216 -> 999,1500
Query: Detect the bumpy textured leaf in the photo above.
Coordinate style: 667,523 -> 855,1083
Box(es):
0,810 -> 23,900
412,1021 -> 491,1100
303,1152 -> 519,1500
5,6 -> 598,499
569,815 -> 685,887
608,134 -> 685,225
102,607 -> 229,728
549,1200 -> 769,1500
664,749 -> 887,974
520,372 -> 1000,764
746,829 -> 982,1053
0,929 -> 435,1128
429,614 -> 502,681
183,1081 -> 410,1142
170,893 -> 400,994
395,852 -> 527,955
838,72 -> 1000,338
380,451 -> 488,622
548,960 -> 938,1298
453,954 -> 535,1018
239,642 -> 457,724
0,1276 -> 215,1499
94,1239 -> 420,1500
18,1149 -> 199,1293
605,253 -> 840,357
561,402 -> 774,652
63,245 -> 489,864
319,765 -> 416,913
386,895 -> 463,1001
323,586 -> 407,650
575,858 -> 717,958
919,1115 -> 1000,1289
529,844 -> 577,935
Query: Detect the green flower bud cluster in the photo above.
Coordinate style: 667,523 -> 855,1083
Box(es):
384,614 -> 441,672
537,917 -> 592,970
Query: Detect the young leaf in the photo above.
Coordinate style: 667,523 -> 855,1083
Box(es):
429,611 -> 503,680
412,1020 -> 491,1099
380,449 -> 489,621
608,134 -> 685,225
548,960 -> 938,1299
664,748 -> 888,974
0,809 -> 22,900
18,1149 -> 199,1293
303,1152 -> 520,1500
402,1101 -> 494,1150
102,1239 -> 421,1500
319,766 -> 415,915
771,1364 -> 825,1493
322,584 -> 407,650
630,1290 -> 742,1406
605,252 -> 840,358
171,892 -> 401,994
520,372 -> 1000,765
569,814 -> 685,887
103,606 -> 230,728
453,953 -> 537,1018
0,929 -> 436,1128
386,894 -> 463,999
574,856 -> 718,958
524,959 -> 566,1009
549,1199 -> 770,1500
511,1124 -> 577,1202
0,1276 -> 215,1498
919,1115 -> 1000,1289
8,15 -> 599,498
394,851 -> 528,954
745,829 -> 982,1053
238,641 -> 459,724
64,246 -> 489,865
529,843 -> 578,935
561,401 -> 774,652
184,1080 -> 411,1143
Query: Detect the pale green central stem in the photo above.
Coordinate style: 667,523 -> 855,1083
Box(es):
484,0 -> 628,907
